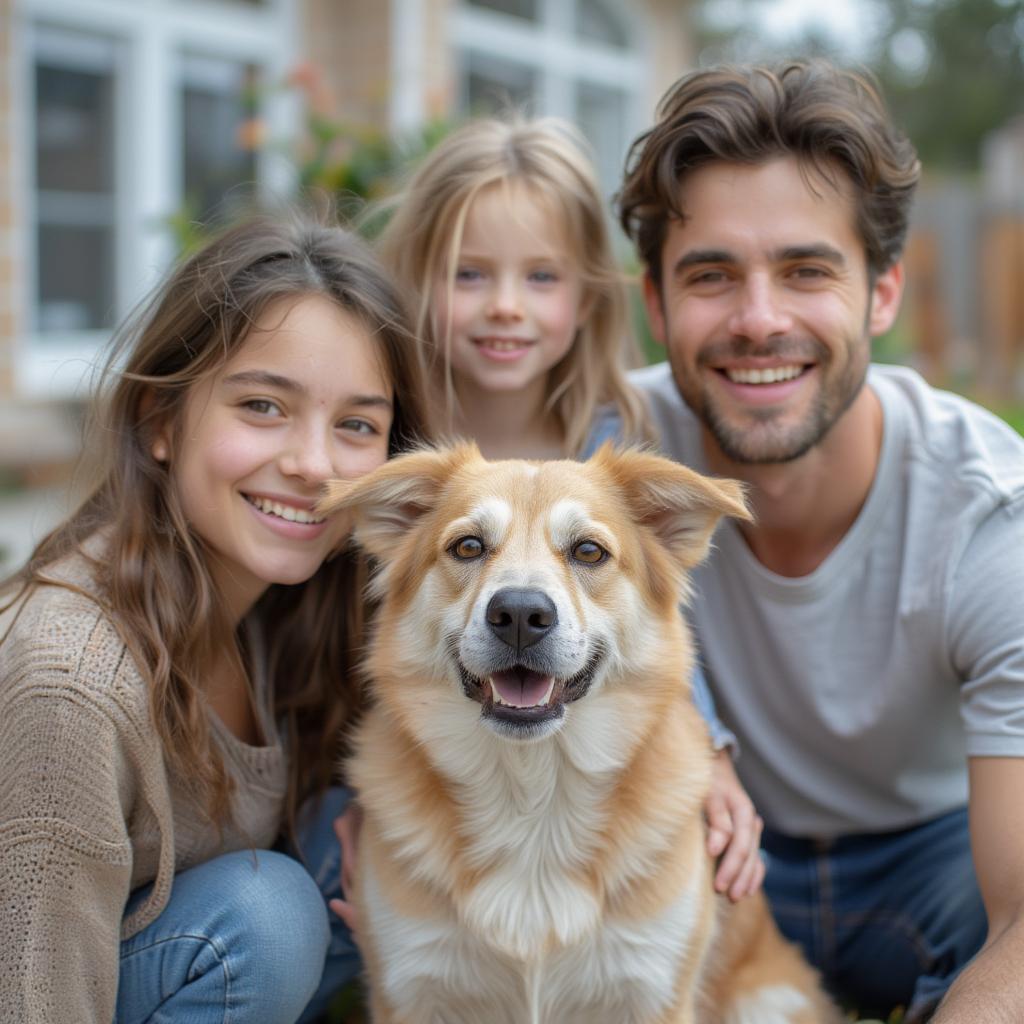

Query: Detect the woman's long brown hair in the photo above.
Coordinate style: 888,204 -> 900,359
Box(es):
2,213 -> 432,836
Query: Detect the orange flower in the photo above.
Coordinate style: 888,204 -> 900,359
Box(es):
236,117 -> 267,152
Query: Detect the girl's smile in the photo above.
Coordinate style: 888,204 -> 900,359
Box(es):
472,335 -> 537,361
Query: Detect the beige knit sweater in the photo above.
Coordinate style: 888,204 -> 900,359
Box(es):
0,550 -> 288,1023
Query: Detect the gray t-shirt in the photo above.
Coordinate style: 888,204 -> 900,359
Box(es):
631,361 -> 1024,838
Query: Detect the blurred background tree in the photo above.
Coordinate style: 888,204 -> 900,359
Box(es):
692,0 -> 1024,172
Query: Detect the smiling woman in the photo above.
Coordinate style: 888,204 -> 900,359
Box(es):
161,294 -> 394,622
0,214 -> 432,1023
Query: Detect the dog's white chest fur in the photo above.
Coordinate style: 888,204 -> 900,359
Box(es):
364,850 -> 704,1024
361,726 -> 707,1024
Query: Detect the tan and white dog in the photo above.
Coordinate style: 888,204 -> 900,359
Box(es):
321,444 -> 840,1024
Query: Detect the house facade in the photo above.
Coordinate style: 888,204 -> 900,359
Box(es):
0,0 -> 693,473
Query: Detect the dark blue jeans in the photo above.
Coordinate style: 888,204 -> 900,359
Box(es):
762,807 -> 987,1023
116,787 -> 359,1024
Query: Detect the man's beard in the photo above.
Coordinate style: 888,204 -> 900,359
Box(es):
674,335 -> 870,465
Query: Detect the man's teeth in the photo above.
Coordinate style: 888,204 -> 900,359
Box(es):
490,677 -> 556,708
726,365 -> 804,384
246,495 -> 325,524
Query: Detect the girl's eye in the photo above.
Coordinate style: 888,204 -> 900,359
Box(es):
529,269 -> 559,284
571,540 -> 608,565
450,536 -> 485,560
243,398 -> 282,416
455,267 -> 483,283
339,418 -> 379,435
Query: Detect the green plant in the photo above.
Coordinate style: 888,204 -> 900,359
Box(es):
166,63 -> 453,255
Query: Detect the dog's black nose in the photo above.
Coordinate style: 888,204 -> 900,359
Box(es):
486,588 -> 557,650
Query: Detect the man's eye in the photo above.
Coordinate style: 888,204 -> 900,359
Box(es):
450,536 -> 485,560
571,540 -> 608,565
692,271 -> 726,284
792,266 -> 828,280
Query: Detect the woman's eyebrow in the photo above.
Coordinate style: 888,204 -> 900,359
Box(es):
222,370 -> 302,394
222,370 -> 392,409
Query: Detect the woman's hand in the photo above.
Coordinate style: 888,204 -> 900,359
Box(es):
704,749 -> 765,902
328,801 -> 363,933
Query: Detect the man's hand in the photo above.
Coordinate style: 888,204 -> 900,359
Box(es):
705,749 -> 765,901
328,801 -> 362,933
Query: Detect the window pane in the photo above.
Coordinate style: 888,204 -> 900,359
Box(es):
182,56 -> 259,227
466,0 -> 538,21
575,80 -> 628,195
37,224 -> 116,333
463,52 -> 538,116
34,43 -> 117,336
576,0 -> 629,48
36,63 -> 114,194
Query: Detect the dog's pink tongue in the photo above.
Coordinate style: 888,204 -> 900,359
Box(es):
490,669 -> 552,708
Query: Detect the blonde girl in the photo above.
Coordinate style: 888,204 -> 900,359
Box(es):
374,116 -> 766,904
378,115 -> 649,458
0,215 -> 430,1023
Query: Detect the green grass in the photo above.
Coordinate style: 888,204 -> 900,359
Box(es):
988,403 -> 1024,435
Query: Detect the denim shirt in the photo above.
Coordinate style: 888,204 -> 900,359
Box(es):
581,406 -> 738,755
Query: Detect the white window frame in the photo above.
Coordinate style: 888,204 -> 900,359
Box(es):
451,0 -> 650,188
14,0 -> 300,399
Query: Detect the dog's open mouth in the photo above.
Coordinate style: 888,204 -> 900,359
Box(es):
490,667 -> 558,709
457,647 -> 604,735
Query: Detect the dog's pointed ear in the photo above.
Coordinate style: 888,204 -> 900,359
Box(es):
595,444 -> 751,568
318,444 -> 478,561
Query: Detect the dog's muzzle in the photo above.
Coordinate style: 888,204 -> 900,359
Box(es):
454,587 -> 605,739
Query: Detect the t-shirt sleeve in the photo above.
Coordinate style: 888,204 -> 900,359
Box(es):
951,496 -> 1024,755
690,660 -> 739,756
0,649 -> 135,1022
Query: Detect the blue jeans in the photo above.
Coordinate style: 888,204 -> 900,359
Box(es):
762,807 -> 987,1023
116,787 -> 360,1023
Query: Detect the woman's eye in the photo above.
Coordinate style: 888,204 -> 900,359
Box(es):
450,536 -> 485,560
243,398 -> 282,416
340,418 -> 378,435
571,540 -> 608,565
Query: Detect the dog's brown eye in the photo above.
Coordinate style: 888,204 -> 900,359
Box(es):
572,540 -> 607,565
451,536 -> 485,560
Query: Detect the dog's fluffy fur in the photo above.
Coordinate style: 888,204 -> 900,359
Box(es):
321,444 -> 841,1024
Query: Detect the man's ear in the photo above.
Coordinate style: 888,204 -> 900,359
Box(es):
595,444 -> 751,569
642,272 -> 667,349
318,444 -> 478,563
868,260 -> 904,337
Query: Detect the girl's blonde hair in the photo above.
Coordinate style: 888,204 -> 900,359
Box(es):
2,214 -> 431,836
377,115 -> 650,455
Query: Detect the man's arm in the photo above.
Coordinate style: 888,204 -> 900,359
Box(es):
932,757 -> 1024,1023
